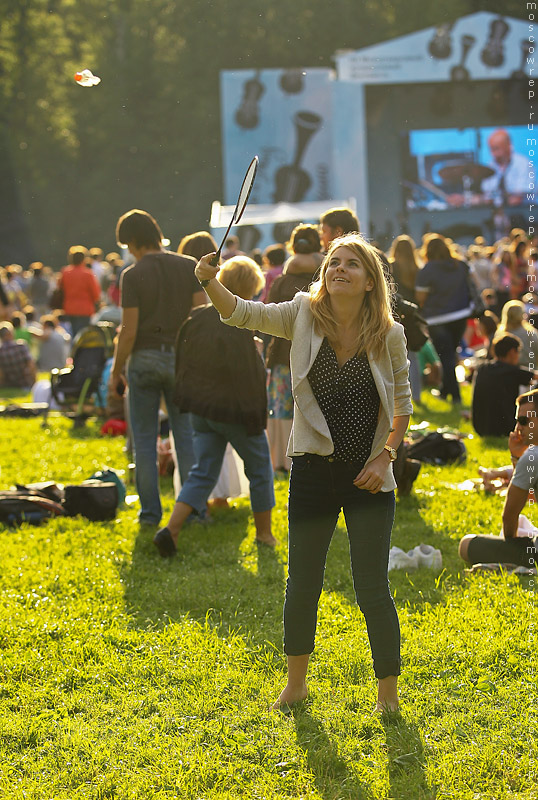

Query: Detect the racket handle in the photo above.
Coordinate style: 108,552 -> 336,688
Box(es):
200,252 -> 220,288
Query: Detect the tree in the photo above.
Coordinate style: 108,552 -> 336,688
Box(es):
0,0 -> 528,264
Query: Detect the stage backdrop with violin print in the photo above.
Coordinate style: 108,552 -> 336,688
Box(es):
220,68 -> 334,249
219,12 -> 532,251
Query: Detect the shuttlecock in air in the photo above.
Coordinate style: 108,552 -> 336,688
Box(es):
74,69 -> 101,87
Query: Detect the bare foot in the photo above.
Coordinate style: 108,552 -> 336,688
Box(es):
375,699 -> 400,713
269,684 -> 308,712
256,534 -> 277,548
376,675 -> 399,712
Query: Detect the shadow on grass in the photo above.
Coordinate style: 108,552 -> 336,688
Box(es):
121,482 -> 460,654
381,713 -> 436,800
321,495 -> 456,613
293,707 -> 376,800
121,505 -> 286,647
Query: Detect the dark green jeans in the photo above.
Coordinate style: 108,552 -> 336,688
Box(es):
285,454 -> 399,679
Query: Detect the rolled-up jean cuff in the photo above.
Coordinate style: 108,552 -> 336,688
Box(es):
374,659 -> 401,680
284,643 -> 315,656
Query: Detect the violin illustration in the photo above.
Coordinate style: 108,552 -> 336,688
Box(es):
450,35 -> 476,81
272,111 -> 322,203
234,70 -> 265,130
279,69 -> 305,94
481,17 -> 510,68
428,23 -> 455,60
511,39 -> 532,80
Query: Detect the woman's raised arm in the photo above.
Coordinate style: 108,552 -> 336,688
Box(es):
195,254 -> 237,319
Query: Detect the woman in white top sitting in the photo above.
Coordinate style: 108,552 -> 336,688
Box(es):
498,299 -> 538,368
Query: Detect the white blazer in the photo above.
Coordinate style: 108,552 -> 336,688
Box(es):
222,292 -> 413,491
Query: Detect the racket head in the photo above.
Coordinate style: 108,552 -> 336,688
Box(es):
233,156 -> 258,224
203,156 -> 259,279
213,156 -> 258,263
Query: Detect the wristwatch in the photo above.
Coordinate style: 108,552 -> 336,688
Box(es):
383,445 -> 398,462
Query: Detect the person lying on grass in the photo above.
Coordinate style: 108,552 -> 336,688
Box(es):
459,388 -> 538,570
194,234 -> 412,714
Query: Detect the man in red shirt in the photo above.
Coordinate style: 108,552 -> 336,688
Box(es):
60,246 -> 101,336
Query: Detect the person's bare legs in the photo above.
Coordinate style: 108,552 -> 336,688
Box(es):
164,501 -> 194,546
478,465 -> 512,491
254,509 -> 277,547
270,654 -> 310,711
376,675 -> 399,712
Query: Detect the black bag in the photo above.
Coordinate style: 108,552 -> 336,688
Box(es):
0,403 -> 49,417
394,294 -> 430,352
63,481 -> 119,521
465,264 -> 486,318
0,489 -> 65,526
406,431 -> 467,465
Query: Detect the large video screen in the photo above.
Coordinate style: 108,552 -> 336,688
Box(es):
402,125 -> 529,211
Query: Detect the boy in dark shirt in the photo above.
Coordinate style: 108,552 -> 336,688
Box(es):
111,209 -> 206,526
471,333 -> 536,437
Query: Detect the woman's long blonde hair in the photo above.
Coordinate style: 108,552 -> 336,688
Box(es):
389,234 -> 419,289
309,234 -> 394,358
499,299 -> 533,333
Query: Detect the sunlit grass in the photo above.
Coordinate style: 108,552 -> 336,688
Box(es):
0,386 -> 536,799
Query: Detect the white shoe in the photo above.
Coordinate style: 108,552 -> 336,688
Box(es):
410,543 -> 442,570
388,546 -> 420,572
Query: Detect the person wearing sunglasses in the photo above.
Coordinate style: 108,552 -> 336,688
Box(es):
459,388 -> 538,570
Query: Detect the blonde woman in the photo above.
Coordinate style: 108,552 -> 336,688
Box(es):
388,234 -> 420,303
195,234 -> 412,713
153,257 -> 276,554
498,299 -> 538,367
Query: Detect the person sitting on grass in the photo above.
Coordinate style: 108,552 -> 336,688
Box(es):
471,333 -> 536,438
10,311 -> 32,345
0,321 -> 36,389
33,315 -> 71,372
459,389 -> 538,570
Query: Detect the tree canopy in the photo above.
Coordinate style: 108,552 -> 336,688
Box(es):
0,0 -> 527,264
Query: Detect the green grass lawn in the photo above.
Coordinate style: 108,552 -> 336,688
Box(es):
0,387 -> 536,799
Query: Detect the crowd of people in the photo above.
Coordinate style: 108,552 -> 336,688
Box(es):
0,247 -> 124,388
1,206 -> 537,713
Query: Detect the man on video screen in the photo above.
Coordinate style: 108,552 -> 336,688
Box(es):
481,128 -> 530,206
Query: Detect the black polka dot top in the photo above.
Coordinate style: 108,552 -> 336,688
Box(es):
308,337 -> 380,466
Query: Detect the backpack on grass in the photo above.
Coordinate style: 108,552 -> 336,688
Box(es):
0,479 -> 119,526
63,481 -> 119,521
406,431 -> 467,465
0,489 -> 65,526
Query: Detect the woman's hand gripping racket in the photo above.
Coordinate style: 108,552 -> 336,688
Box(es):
199,156 -> 258,287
